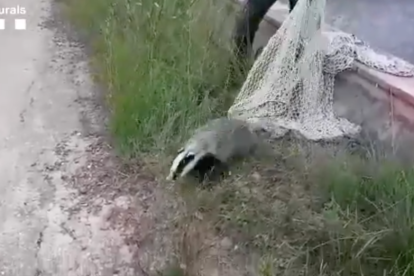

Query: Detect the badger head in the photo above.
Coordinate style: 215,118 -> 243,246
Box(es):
166,147 -> 204,181
166,147 -> 223,182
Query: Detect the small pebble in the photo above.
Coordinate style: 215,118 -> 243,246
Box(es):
251,172 -> 261,180
220,237 -> 233,250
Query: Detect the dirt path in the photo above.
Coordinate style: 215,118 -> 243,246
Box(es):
0,0 -> 164,274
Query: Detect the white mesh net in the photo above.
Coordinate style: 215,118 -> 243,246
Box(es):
228,0 -> 414,141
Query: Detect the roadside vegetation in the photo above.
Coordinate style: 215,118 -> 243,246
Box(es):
65,0 -> 414,275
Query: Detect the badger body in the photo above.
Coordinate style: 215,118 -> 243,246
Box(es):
167,117 -> 265,182
189,118 -> 260,161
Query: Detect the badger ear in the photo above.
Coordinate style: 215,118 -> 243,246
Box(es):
185,151 -> 195,157
177,147 -> 184,153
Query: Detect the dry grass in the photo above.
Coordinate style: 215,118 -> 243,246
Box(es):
172,141 -> 414,275
63,0 -> 414,275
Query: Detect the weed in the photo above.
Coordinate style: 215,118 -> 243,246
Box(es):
316,158 -> 414,275
177,143 -> 414,275
66,0 -> 244,155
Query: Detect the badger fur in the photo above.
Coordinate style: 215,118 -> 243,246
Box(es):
166,117 -> 269,182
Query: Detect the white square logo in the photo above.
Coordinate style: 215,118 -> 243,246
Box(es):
0,19 -> 5,30
15,19 -> 26,30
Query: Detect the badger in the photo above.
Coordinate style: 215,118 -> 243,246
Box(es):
166,117 -> 271,182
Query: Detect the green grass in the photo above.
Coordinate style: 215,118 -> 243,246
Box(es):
179,150 -> 414,275
66,0 -> 243,155
64,0 -> 414,274
316,158 -> 414,275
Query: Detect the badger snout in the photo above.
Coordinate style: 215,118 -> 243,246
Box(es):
166,172 -> 177,181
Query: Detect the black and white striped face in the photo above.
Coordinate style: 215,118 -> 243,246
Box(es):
166,147 -> 226,182
166,148 -> 198,181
